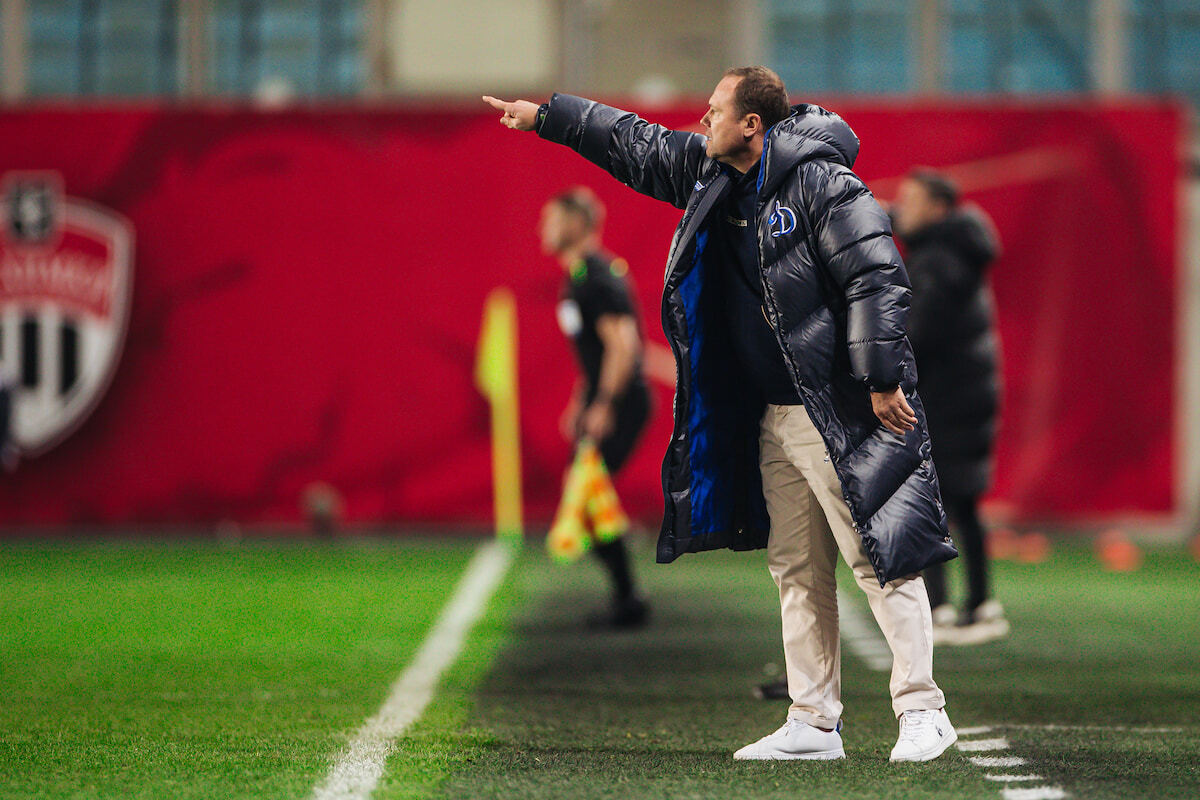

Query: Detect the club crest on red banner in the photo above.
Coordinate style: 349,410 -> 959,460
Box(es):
0,172 -> 134,457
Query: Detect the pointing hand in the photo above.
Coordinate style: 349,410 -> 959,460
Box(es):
482,96 -> 540,131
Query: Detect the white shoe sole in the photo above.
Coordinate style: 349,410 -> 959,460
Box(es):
734,748 -> 846,761
889,728 -> 957,763
955,619 -> 1010,645
933,619 -> 1010,647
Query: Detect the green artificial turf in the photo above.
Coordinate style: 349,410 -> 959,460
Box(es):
2,536 -> 1196,799
395,539 -> 1200,800
933,542 -> 1200,799
0,539 -> 481,800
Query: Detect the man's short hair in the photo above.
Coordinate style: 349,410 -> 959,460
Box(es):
550,186 -> 605,232
908,169 -> 960,208
724,66 -> 791,131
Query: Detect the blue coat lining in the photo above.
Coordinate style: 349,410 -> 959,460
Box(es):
678,229 -> 731,537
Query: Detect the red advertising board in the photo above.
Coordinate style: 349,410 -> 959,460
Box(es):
0,100 -> 1183,528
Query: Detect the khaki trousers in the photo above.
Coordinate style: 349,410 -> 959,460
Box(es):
759,403 -> 945,728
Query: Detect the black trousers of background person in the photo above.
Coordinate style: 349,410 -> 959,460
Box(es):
590,382 -> 651,603
923,492 -> 990,613
0,383 -> 10,449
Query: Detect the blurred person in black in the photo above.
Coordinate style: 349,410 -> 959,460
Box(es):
892,169 -> 1007,645
541,187 -> 652,629
0,366 -> 15,472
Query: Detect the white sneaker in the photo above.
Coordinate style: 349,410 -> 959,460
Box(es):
961,600 -> 1010,644
889,708 -> 957,762
733,717 -> 845,761
933,601 -> 1010,647
931,603 -> 960,646
946,600 -> 1011,646
931,603 -> 957,628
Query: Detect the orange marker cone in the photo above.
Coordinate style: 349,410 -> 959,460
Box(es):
1096,528 -> 1142,572
988,527 -> 1019,560
1016,531 -> 1050,563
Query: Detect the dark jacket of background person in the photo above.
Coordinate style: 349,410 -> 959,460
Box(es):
903,208 -> 1001,498
0,371 -> 14,473
538,94 -> 956,585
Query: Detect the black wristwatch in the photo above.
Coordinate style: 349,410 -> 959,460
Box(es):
536,103 -> 549,132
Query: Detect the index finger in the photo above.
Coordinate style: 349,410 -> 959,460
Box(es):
482,95 -> 509,111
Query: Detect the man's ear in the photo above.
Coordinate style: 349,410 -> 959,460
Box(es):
744,113 -> 763,139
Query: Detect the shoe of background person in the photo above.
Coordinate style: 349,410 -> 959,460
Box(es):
934,600 -> 1010,646
586,595 -> 649,630
931,603 -> 957,627
931,603 -> 959,646
753,678 -> 791,701
733,717 -> 845,761
889,708 -> 957,762
954,599 -> 1010,645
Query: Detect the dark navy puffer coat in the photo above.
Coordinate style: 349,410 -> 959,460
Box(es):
539,94 -> 956,585
902,208 -> 1002,499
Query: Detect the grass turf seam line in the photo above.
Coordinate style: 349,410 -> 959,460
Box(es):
309,540 -> 514,800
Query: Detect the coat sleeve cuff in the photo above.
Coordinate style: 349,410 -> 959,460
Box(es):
849,338 -> 909,392
537,93 -> 587,145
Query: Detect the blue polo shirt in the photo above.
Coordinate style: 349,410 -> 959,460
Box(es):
709,162 -> 802,405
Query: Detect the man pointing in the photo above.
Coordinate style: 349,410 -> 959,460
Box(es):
484,66 -> 957,762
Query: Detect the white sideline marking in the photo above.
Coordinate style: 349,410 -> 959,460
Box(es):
310,540 -> 514,800
1000,788 -> 1066,800
836,589 -> 891,672
958,725 -> 995,736
960,729 -> 1071,800
830,593 -> 1073,800
1007,724 -> 1184,734
956,737 -> 1010,752
970,755 -> 1029,768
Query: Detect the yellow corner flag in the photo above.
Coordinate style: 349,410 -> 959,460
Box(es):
474,287 -> 524,548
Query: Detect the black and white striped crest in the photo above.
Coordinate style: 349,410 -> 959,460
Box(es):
0,173 -> 134,457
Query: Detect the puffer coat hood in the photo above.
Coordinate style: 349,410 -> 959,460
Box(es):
538,94 -> 956,585
760,103 -> 860,192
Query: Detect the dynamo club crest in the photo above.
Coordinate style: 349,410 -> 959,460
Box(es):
0,172 -> 134,457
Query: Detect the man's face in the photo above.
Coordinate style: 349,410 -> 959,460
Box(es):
893,179 -> 946,237
700,75 -> 751,164
539,202 -> 587,256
